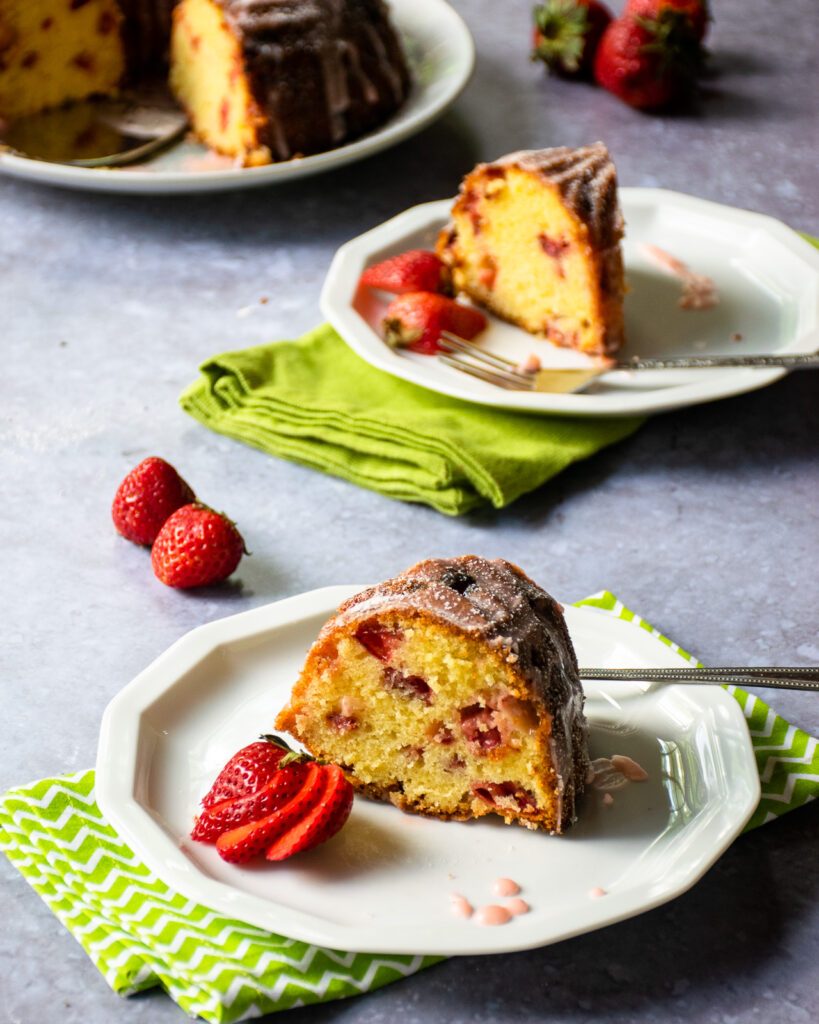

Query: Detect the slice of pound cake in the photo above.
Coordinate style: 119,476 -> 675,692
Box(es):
275,556 -> 588,833
436,143 -> 626,356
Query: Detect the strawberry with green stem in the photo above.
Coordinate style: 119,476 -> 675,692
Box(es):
532,0 -> 614,78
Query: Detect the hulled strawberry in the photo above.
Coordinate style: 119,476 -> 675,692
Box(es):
594,9 -> 701,110
624,0 -> 709,43
361,249 -> 452,295
383,292 -> 488,355
151,503 -> 246,588
532,0 -> 613,78
112,457 -> 195,546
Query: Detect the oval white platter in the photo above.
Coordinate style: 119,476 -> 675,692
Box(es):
0,0 -> 473,194
320,190 -> 819,417
96,584 -> 759,956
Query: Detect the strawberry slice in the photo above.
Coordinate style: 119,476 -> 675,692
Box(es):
215,763 -> 324,863
361,249 -> 452,295
266,764 -> 354,862
354,621 -> 403,662
191,762 -> 309,841
383,292 -> 487,355
201,736 -> 289,808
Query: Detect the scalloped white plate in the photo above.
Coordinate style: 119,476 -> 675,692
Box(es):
96,585 -> 759,956
0,0 -> 473,194
320,191 -> 819,416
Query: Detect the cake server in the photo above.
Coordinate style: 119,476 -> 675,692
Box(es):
0,94 -> 188,169
579,666 -> 819,692
437,332 -> 819,394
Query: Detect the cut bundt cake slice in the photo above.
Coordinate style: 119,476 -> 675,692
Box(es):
436,143 -> 626,356
0,0 -> 127,120
170,0 -> 411,166
275,556 -> 588,833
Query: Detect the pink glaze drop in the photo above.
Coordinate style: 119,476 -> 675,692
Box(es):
602,792 -> 615,807
449,893 -> 473,919
589,886 -> 608,899
493,877 -> 521,897
475,904 -> 513,926
506,898 -> 529,916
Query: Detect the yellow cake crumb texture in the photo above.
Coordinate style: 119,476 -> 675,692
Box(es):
0,0 -> 125,119
169,0 -> 270,166
276,613 -> 561,832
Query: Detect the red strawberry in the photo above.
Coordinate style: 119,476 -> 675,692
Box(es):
216,763 -> 325,864
383,293 -> 488,355
354,621 -> 403,662
360,249 -> 452,295
151,503 -> 246,588
201,736 -> 291,808
624,0 -> 709,42
193,763 -> 309,840
112,457 -> 195,546
532,0 -> 613,78
594,11 -> 701,110
266,763 -> 353,861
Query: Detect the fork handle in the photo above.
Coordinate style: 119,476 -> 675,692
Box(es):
615,354 -> 819,370
579,667 -> 819,692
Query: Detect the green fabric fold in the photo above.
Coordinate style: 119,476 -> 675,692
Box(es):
180,325 -> 643,516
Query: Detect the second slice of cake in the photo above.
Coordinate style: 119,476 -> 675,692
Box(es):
436,143 -> 626,356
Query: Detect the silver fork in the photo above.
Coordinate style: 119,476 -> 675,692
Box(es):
579,666 -> 819,692
437,332 -> 819,394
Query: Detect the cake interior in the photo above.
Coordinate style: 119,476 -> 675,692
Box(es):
443,163 -> 618,355
280,613 -> 561,830
170,0 -> 270,166
0,0 -> 125,119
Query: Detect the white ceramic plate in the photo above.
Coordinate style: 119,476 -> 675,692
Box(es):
0,0 -> 473,195
320,191 -> 819,417
96,585 -> 759,956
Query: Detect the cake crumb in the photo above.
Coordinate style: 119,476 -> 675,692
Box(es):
643,243 -> 719,310
731,332 -> 743,342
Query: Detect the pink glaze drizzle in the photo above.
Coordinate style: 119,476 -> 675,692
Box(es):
589,886 -> 608,899
493,877 -> 521,897
475,904 -> 513,926
506,898 -> 529,916
449,893 -> 473,918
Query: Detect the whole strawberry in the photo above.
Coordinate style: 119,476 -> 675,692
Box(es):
112,457 -> 195,546
624,0 -> 709,43
383,292 -> 487,355
594,10 -> 701,110
532,0 -> 613,78
361,249 -> 452,295
151,503 -> 246,588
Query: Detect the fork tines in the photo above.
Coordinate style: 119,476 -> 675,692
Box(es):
437,332 -> 536,391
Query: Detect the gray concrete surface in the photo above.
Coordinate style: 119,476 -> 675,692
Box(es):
2,1 -> 818,1021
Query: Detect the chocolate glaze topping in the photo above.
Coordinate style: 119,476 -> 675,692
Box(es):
330,556 -> 589,829
493,142 -> 623,250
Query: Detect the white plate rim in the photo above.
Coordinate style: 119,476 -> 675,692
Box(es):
0,0 -> 474,195
96,585 -> 760,956
319,189 -> 819,417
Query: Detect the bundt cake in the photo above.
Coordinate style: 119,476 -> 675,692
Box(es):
0,0 -> 410,165
275,556 -> 589,834
171,0 -> 411,165
436,144 -> 626,357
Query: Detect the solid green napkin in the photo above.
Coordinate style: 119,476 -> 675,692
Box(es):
180,325 -> 642,516
1,594 -> 816,1022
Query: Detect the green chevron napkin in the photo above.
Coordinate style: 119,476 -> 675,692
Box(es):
179,325 -> 642,516
1,594 -> 817,1022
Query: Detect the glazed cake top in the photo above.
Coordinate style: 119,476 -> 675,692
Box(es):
488,142 -> 623,250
